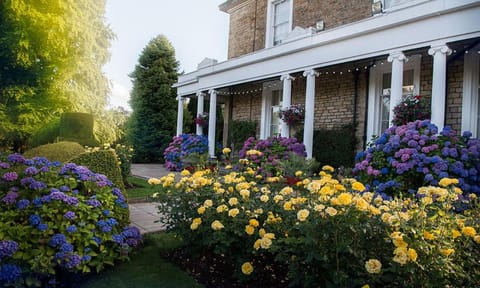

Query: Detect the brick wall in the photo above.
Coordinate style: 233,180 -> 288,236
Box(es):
446,57 -> 464,132
224,0 -> 372,59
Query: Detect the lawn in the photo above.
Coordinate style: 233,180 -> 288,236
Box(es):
76,233 -> 202,288
125,176 -> 158,200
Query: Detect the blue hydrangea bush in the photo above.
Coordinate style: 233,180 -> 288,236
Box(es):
354,120 -> 480,198
163,134 -> 209,171
0,154 -> 142,286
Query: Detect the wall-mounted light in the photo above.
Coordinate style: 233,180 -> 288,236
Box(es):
316,20 -> 324,31
372,0 -> 383,14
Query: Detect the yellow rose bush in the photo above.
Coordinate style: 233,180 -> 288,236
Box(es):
151,163 -> 480,287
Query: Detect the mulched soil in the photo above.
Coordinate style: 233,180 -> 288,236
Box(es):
163,248 -> 290,288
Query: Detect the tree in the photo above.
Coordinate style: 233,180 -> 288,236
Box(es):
128,35 -> 179,163
0,0 -> 113,151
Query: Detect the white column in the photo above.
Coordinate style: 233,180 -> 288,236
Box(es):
280,74 -> 295,137
208,89 -> 217,158
196,92 -> 205,135
303,69 -> 318,159
387,52 -> 407,126
176,96 -> 184,136
428,44 -> 452,130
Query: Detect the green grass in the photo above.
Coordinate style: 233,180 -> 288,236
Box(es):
126,176 -> 159,199
77,233 -> 202,288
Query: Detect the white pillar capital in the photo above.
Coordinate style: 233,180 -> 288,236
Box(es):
196,91 -> 206,97
387,51 -> 408,63
428,44 -> 452,56
280,74 -> 295,81
208,89 -> 216,95
303,69 -> 319,78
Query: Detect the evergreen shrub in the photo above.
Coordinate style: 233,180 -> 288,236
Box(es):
229,120 -> 256,152
23,141 -> 86,163
28,117 -> 61,148
59,113 -> 98,147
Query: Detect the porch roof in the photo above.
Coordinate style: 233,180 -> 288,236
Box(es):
174,0 -> 480,97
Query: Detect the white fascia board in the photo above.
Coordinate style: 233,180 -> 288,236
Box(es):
176,0 -> 480,96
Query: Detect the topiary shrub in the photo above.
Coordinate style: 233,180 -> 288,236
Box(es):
28,117 -> 61,148
85,144 -> 134,187
59,112 -> 99,147
23,141 -> 86,163
70,150 -> 126,194
229,120 -> 257,152
353,120 -> 480,198
0,154 -> 141,286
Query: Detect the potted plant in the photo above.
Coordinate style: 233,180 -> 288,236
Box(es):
281,104 -> 305,126
194,112 -> 209,128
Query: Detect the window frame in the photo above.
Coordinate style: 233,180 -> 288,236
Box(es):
260,80 -> 283,139
366,54 -> 422,141
265,0 -> 293,48
462,44 -> 480,138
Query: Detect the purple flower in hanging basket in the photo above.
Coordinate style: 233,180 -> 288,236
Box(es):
281,104 -> 305,126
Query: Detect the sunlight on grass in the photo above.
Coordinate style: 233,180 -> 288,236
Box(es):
126,176 -> 159,199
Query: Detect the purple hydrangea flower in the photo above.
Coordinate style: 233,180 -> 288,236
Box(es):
24,166 -> 38,175
29,214 -> 41,226
16,199 -> 30,209
64,211 -> 76,220
66,225 -> 77,233
49,234 -> 67,248
1,172 -> 18,182
1,191 -> 18,205
0,264 -> 22,283
37,223 -> 48,232
0,240 -> 19,259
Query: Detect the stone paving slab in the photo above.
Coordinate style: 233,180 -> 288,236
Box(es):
129,164 -> 171,234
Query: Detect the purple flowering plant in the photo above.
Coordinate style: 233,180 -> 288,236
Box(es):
238,136 -> 306,178
0,154 -> 142,286
392,95 -> 430,126
353,120 -> 480,198
194,112 -> 209,128
163,134 -> 210,171
280,104 -> 305,126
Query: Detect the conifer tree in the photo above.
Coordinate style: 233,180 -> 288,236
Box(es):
128,35 -> 179,163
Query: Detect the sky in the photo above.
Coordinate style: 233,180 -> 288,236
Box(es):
103,0 -> 229,110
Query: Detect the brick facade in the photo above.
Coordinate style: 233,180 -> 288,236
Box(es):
222,0 -> 372,59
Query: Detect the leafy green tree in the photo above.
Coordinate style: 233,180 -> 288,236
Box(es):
128,35 -> 179,163
0,0 -> 113,151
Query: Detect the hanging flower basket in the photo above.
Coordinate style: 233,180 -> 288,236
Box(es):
281,104 -> 305,126
392,95 -> 430,126
194,112 -> 209,128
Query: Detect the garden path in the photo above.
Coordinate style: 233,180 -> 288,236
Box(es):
128,164 -> 174,234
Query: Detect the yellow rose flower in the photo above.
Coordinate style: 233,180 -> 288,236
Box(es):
253,239 -> 261,250
239,189 -> 250,199
423,231 -> 436,240
421,196 -> 433,205
197,206 -> 206,214
180,169 -> 191,176
295,170 -> 303,177
355,198 -> 369,211
337,192 -> 353,205
259,228 -> 266,238
440,248 -> 455,257
260,194 -> 269,202
225,165 -> 232,169
192,217 -> 202,225
438,178 -> 459,187
204,199 -> 213,208
462,226 -> 477,237
364,259 -> 382,274
211,220 -> 224,231
283,201 -> 293,211
322,165 -> 335,172
222,147 -> 231,155
216,204 -> 228,213
314,204 -> 325,211
249,219 -> 259,227
245,225 -> 255,235
273,195 -> 284,203
325,207 -> 337,216
228,197 -> 238,206
228,208 -> 240,218
260,237 -> 273,249
393,247 -> 409,265
352,182 -> 366,191
147,178 -> 161,185
241,262 -> 254,275
407,248 -> 418,262
452,229 -> 461,239
190,223 -> 199,230
264,233 -> 275,240
297,209 -> 310,221
473,235 -> 480,244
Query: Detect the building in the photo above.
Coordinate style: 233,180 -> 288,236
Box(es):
174,0 -> 480,159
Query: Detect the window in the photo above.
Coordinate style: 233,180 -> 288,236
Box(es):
266,0 -> 293,47
367,55 -> 421,141
261,81 -> 283,138
462,45 -> 480,138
